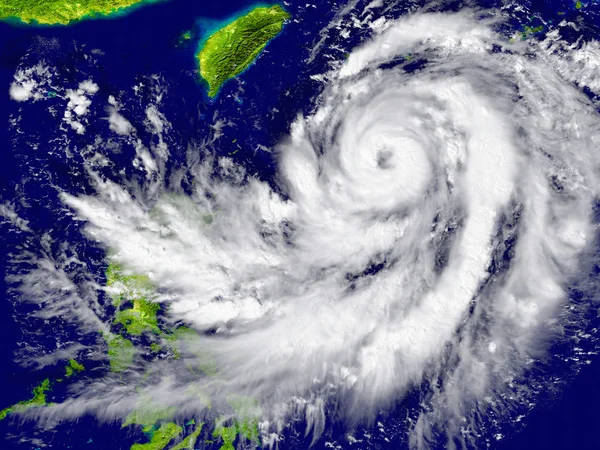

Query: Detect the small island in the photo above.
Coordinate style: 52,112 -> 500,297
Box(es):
0,0 -> 151,25
197,4 -> 290,98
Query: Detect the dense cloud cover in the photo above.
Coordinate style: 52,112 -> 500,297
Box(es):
6,8 -> 600,450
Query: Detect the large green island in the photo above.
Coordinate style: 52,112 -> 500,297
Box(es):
0,260 -> 261,450
197,4 -> 290,98
0,0 -> 151,25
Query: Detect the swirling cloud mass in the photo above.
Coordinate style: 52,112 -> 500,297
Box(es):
6,8 -> 600,450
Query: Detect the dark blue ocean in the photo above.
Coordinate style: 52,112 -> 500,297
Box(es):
1,0 -> 600,448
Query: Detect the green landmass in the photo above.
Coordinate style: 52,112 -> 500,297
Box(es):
107,263 -> 162,336
150,342 -> 162,353
208,397 -> 262,450
237,416 -> 260,443
115,298 -> 161,335
169,422 -> 203,450
164,325 -> 197,341
177,29 -> 193,47
0,255 -> 240,450
212,420 -> 238,450
131,422 -> 183,450
105,333 -> 135,372
575,0 -> 583,8
65,359 -> 85,377
521,25 -> 544,40
165,326 -> 217,375
509,24 -> 544,42
105,263 -> 212,372
0,0 -> 156,25
0,378 -> 51,421
197,4 -> 290,97
123,404 -> 176,432
106,263 -> 155,308
104,261 -> 257,449
164,325 -> 195,359
123,403 -> 198,450
228,396 -> 261,443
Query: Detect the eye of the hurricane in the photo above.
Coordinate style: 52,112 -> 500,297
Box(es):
8,8 -> 600,450
331,107 -> 434,214
376,148 -> 395,169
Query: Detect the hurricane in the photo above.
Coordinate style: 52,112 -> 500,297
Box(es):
4,4 -> 600,450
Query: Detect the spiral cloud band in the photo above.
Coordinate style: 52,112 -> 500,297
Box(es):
9,8 -> 600,450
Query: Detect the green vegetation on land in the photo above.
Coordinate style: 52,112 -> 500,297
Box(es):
237,416 -> 260,442
164,326 -> 197,342
169,422 -> 204,450
509,24 -> 544,42
228,396 -> 261,444
177,29 -> 193,47
212,420 -> 238,450
165,326 -> 217,375
105,333 -> 135,372
105,261 -> 259,449
123,403 -> 176,432
131,422 -> 183,450
115,298 -> 161,335
106,263 -> 155,308
197,4 -> 290,97
65,358 -> 85,377
0,0 -> 155,25
107,263 -> 162,335
521,25 -> 544,40
150,342 -> 162,353
104,263 -> 211,373
209,397 -> 262,450
123,403 -> 204,450
0,378 -> 51,420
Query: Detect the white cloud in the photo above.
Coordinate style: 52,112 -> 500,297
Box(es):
8,63 -> 55,102
63,80 -> 99,134
108,107 -> 133,135
0,202 -> 31,232
79,80 -> 99,94
9,81 -> 36,101
10,10 -> 600,450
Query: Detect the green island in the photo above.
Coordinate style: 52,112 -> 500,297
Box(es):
114,298 -> 161,335
106,262 -> 156,309
105,332 -> 136,372
123,402 -> 177,432
120,390 -> 260,450
197,4 -> 290,98
228,396 -> 261,443
103,262 -> 162,372
0,359 -> 87,420
107,260 -> 256,450
65,358 -> 85,377
103,262 -> 213,374
0,0 -> 156,25
122,402 -> 205,450
0,378 -> 51,420
131,422 -> 183,450
509,24 -> 545,42
212,421 -> 238,450
207,396 -> 261,450
0,260 -> 262,450
176,29 -> 193,48
169,422 -> 203,450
